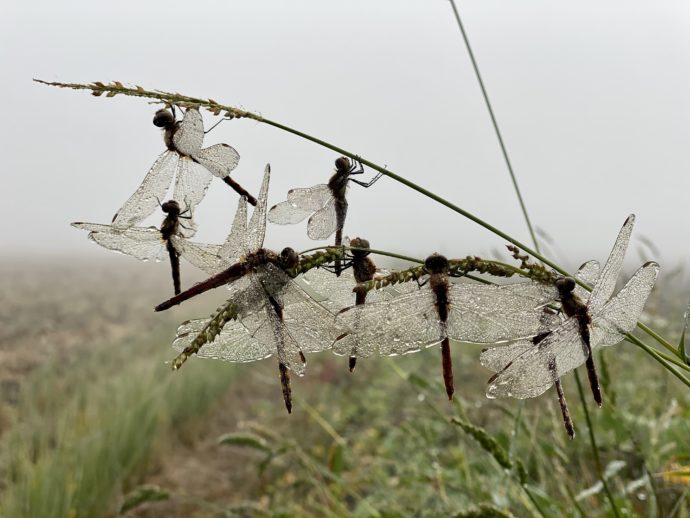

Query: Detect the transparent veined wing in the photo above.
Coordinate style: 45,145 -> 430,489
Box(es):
172,108 -> 204,157
479,341 -> 536,373
591,261 -> 659,348
267,201 -> 314,225
286,184 -> 332,211
589,214 -> 635,313
112,151 -> 178,229
334,289 -> 442,357
72,223 -> 167,262
307,196 -> 338,240
171,158 -> 214,231
485,318 -> 587,399
246,165 -> 271,251
573,260 -> 600,300
169,236 -> 224,275
174,316 -> 275,364
254,302 -> 307,375
193,143 -> 240,178
219,196 -> 250,265
445,281 -> 559,344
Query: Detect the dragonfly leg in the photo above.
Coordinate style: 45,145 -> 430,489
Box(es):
204,117 -> 230,135
348,156 -> 364,175
278,362 -> 292,414
350,173 -> 383,188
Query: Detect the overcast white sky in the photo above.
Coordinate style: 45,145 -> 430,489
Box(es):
2,0 -> 689,276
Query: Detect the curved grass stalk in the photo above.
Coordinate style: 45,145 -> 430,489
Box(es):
35,80 -> 680,365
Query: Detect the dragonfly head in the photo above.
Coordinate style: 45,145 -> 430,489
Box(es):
161,200 -> 181,215
555,277 -> 576,297
424,253 -> 449,274
349,237 -> 371,257
279,247 -> 299,269
334,156 -> 351,172
153,109 -> 175,128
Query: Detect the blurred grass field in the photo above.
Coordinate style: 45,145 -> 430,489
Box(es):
0,257 -> 688,517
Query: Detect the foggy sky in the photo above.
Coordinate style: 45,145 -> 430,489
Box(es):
2,0 -> 689,277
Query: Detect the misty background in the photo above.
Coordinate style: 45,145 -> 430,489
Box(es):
2,0 -> 689,278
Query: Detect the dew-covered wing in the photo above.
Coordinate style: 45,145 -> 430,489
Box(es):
445,281 -> 559,344
479,341 -> 537,373
279,280 -> 339,353
486,318 -> 586,399
267,201 -> 314,225
286,184 -> 332,211
170,236 -> 224,275
588,214 -> 635,313
173,316 -> 275,364
307,196 -> 339,240
72,222 -> 166,262
171,158 -> 214,230
172,108 -> 204,157
573,260 -> 600,300
334,289 -> 442,357
193,143 -> 240,178
591,261 -> 659,348
246,165 -> 271,252
218,196 -> 249,266
112,151 -> 178,229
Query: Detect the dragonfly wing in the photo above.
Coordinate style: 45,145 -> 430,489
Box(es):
307,196 -> 338,240
445,282 -> 559,343
218,196 -> 249,265
174,317 -> 275,364
112,151 -> 178,228
486,318 -> 587,399
298,269 -> 357,313
172,158 -> 214,228
170,236 -> 224,275
592,261 -> 659,348
172,108 -> 204,156
246,165 -> 270,251
334,289 -> 442,357
573,260 -> 600,300
193,143 -> 240,178
73,223 -> 166,262
286,184 -> 332,211
588,215 -> 635,313
266,200 -> 313,225
480,340 -> 536,373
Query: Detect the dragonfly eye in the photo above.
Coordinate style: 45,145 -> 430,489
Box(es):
555,277 -> 576,295
334,156 -> 350,172
280,247 -> 299,269
161,200 -> 181,214
153,109 -> 174,128
424,253 -> 449,274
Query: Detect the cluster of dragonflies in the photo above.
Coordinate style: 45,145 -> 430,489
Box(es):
73,105 -> 659,438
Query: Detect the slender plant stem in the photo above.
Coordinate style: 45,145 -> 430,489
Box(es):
447,0 -> 541,255
574,370 -> 622,518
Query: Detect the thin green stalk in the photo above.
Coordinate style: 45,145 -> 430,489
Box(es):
447,0 -> 541,255
35,80 -> 677,362
625,334 -> 690,389
574,371 -> 622,518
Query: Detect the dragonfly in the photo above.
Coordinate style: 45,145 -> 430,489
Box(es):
112,106 -> 253,231
267,157 -> 382,273
481,260 -> 600,439
481,215 -> 659,430
299,237 -> 418,372
156,165 -> 337,413
72,200 -> 224,295
333,253 -> 562,400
